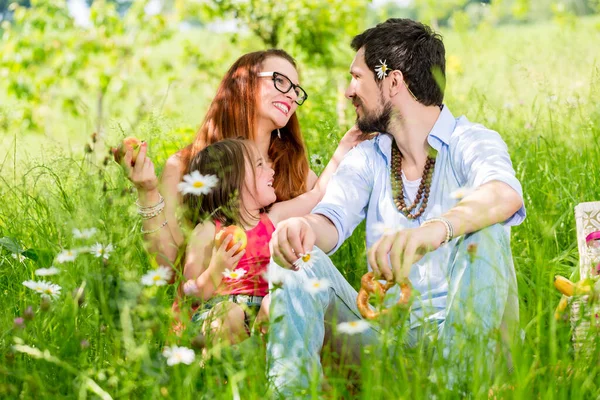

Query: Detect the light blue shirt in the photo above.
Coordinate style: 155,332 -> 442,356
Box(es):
312,105 -> 526,325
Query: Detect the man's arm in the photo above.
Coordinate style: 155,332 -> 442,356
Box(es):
270,142 -> 375,269
443,180 -> 523,238
369,127 -> 525,283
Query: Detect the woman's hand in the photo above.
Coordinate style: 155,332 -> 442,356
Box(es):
123,142 -> 159,193
338,125 -> 366,150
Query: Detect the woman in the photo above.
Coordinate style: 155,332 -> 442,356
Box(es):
123,49 -> 360,272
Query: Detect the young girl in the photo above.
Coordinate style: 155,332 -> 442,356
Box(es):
179,138 -> 345,345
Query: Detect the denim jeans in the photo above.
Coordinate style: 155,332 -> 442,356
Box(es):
266,223 -> 519,397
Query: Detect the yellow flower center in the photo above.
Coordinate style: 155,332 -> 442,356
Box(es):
153,275 -> 161,281
193,181 -> 205,188
312,282 -> 321,288
230,273 -> 239,279
381,65 -> 387,72
349,321 -> 358,327
44,289 -> 53,294
302,254 -> 311,262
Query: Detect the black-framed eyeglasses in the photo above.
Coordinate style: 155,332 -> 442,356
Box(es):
257,71 -> 308,105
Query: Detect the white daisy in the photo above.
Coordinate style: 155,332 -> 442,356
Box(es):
35,267 -> 60,276
56,249 -> 77,263
11,253 -> 26,262
303,278 -> 330,294
337,320 -> 371,335
262,265 -> 290,286
294,251 -> 318,269
141,266 -> 173,286
177,171 -> 219,196
23,280 -> 62,300
222,268 -> 247,280
89,243 -> 114,259
449,186 -> 476,200
310,154 -> 322,166
372,223 -> 401,237
162,345 -> 195,366
72,227 -> 97,239
375,59 -> 389,80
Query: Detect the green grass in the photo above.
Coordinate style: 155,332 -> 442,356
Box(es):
2,16 -> 600,399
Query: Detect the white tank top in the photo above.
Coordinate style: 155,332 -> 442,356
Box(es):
402,172 -> 421,204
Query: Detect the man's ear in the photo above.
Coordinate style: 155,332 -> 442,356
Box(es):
388,70 -> 404,97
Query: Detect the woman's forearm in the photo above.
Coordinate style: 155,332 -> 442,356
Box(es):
138,188 -> 183,268
312,142 -> 353,196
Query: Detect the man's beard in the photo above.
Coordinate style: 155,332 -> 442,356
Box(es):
355,100 -> 393,134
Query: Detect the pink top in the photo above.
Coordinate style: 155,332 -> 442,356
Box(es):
215,213 -> 275,296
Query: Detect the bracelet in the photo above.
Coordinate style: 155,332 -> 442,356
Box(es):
139,206 -> 164,220
136,194 -> 164,212
422,217 -> 454,245
136,194 -> 165,219
141,220 -> 168,235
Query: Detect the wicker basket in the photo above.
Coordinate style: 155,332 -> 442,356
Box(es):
570,295 -> 600,361
572,202 -> 600,362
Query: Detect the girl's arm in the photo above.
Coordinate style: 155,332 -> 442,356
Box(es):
183,223 -> 245,301
269,126 -> 364,224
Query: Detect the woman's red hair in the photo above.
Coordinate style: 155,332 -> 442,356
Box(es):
180,49 -> 308,201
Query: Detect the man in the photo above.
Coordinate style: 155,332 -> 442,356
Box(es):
267,18 -> 525,395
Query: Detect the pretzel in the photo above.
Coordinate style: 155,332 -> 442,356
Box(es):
356,272 -> 412,320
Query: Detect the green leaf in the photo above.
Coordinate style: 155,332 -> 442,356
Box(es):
0,236 -> 23,254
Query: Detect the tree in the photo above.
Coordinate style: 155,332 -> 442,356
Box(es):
179,0 -> 370,69
0,0 -> 174,156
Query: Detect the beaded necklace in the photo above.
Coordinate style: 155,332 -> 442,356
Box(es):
390,143 -> 436,220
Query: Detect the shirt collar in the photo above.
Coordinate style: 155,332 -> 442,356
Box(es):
375,105 -> 456,165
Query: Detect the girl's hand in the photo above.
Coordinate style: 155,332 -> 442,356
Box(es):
209,234 -> 246,272
123,142 -> 159,193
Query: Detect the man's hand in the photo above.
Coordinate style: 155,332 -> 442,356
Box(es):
270,217 -> 316,270
367,222 -> 447,284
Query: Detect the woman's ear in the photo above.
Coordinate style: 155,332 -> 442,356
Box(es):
388,70 -> 404,98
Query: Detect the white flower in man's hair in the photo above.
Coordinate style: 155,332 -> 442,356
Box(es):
222,268 -> 247,280
375,59 -> 389,80
372,223 -> 401,237
23,280 -> 62,300
177,171 -> 219,196
73,227 -> 97,239
141,266 -> 173,286
294,251 -> 318,269
303,278 -> 330,294
11,253 -> 26,262
35,267 -> 60,276
162,345 -> 195,366
56,249 -> 77,263
89,243 -> 114,259
337,320 -> 371,335
450,186 -> 476,200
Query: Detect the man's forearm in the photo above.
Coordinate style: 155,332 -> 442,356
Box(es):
305,214 -> 339,254
443,181 -> 523,238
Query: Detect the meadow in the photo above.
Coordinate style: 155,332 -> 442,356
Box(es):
1,14 -> 600,399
